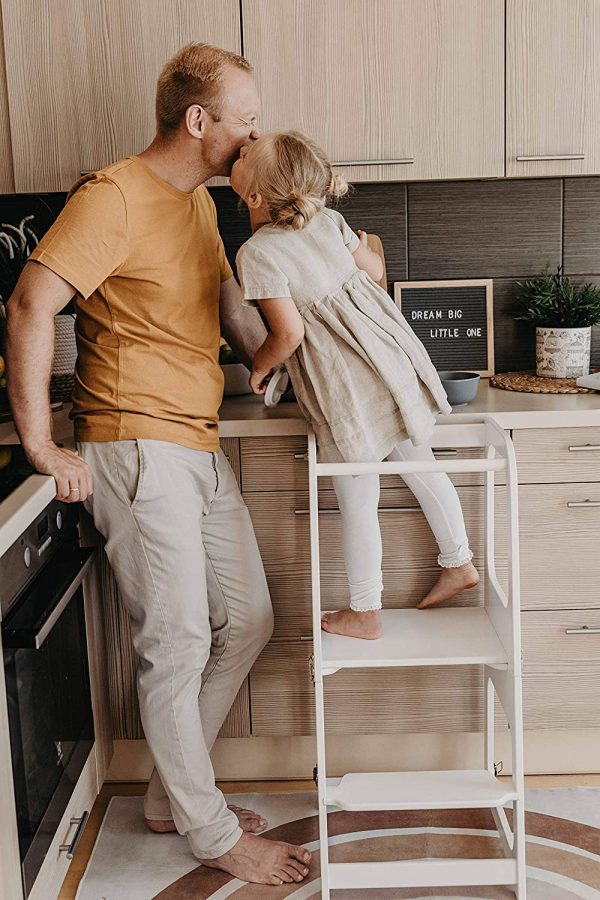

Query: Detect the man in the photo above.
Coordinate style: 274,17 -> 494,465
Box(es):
6,43 -> 311,888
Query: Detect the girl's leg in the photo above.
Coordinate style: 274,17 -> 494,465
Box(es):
387,439 -> 479,608
321,473 -> 384,639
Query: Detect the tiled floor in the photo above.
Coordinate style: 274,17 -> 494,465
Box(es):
58,775 -> 600,899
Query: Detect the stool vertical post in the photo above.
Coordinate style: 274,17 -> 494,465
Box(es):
308,430 -> 330,898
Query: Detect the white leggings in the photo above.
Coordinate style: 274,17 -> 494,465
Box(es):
332,438 -> 473,611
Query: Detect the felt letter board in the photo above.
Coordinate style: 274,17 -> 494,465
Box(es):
394,279 -> 494,377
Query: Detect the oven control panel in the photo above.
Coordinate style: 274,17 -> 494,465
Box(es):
0,500 -> 78,620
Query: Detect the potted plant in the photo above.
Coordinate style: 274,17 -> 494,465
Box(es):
511,266 -> 600,378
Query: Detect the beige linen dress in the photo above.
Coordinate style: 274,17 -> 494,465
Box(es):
236,207 -> 451,463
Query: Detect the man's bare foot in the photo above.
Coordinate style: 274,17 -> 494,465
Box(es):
417,561 -> 479,609
199,831 -> 311,885
146,804 -> 267,835
321,608 -> 383,639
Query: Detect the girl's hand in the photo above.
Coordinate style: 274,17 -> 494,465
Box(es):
357,229 -> 370,247
250,367 -> 273,395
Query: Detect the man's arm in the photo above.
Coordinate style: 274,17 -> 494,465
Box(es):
219,276 -> 268,371
6,261 -> 93,502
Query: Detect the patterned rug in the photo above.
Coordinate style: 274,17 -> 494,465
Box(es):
76,788 -> 600,899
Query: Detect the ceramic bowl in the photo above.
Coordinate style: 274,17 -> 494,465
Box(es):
221,363 -> 253,396
438,371 -> 480,406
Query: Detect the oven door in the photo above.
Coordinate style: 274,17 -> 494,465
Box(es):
2,542 -> 95,897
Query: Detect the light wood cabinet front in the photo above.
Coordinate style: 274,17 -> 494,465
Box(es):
513,427 -> 600,484
240,436 -> 504,492
0,0 -> 241,191
0,4 -> 13,192
507,0 -> 600,177
519,482 -> 600,611
250,640 -> 484,736
246,485 -> 507,639
243,0 -> 504,182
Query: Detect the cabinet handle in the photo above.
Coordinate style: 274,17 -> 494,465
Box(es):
293,452 -> 308,461
516,154 -> 584,162
565,626 -> 600,635
332,158 -> 414,167
568,444 -> 600,452
566,500 -> 600,508
294,506 -> 421,516
59,811 -> 89,859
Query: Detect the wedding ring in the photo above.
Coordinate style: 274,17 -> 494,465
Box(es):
70,487 -> 80,494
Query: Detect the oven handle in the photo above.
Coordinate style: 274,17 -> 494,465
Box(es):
3,548 -> 95,650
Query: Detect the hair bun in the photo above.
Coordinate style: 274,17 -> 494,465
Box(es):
328,171 -> 349,199
275,195 -> 324,230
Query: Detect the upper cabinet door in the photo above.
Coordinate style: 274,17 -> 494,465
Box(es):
507,0 -> 600,177
0,4 -> 14,193
0,0 -> 241,192
243,0 -> 504,182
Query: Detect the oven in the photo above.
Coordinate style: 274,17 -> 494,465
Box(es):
1,496 -> 95,897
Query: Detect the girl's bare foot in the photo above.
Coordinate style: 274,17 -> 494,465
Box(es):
321,608 -> 383,639
146,804 -> 267,835
417,561 -> 479,609
199,832 -> 311,885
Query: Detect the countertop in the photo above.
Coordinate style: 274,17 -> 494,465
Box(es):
1,379 -> 599,556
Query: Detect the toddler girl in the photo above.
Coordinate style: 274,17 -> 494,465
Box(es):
231,132 -> 478,640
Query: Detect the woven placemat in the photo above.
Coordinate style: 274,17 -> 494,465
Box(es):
490,370 -> 595,394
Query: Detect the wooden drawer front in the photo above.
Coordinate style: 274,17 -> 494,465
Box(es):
521,610 -> 600,674
220,437 -> 241,486
250,642 -> 483,736
246,486 -> 507,639
522,675 -> 600,729
514,427 -> 600,484
240,436 -> 504,492
520,483 -> 600,610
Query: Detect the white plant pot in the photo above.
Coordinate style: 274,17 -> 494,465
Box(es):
535,326 -> 591,378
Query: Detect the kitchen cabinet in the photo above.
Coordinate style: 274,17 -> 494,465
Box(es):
0,4 -> 13,193
0,0 -> 241,192
242,0 -> 504,182
507,0 -> 600,177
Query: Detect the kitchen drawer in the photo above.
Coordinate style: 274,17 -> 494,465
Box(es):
246,486 -> 507,639
522,674 -> 600,729
519,482 -> 600,610
220,437 -> 241,486
521,610 -> 600,674
513,427 -> 600,484
28,747 -> 98,900
250,641 -> 484,736
240,436 -> 504,493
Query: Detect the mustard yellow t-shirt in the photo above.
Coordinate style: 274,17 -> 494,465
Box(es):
31,156 -> 232,451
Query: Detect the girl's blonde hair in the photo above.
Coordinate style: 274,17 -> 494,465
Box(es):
244,131 -> 348,230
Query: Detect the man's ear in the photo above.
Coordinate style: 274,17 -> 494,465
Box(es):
185,104 -> 207,139
247,191 -> 263,210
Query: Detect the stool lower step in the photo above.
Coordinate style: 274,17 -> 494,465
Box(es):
325,769 -> 518,811
328,858 -> 518,890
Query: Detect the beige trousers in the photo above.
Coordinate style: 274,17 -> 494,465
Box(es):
78,439 -> 274,859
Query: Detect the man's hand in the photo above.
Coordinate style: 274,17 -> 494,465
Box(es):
27,440 -> 93,503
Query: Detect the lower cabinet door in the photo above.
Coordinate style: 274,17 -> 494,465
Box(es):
245,486 -> 507,640
249,641 -> 485,736
519,482 -> 600,610
520,609 -> 600,729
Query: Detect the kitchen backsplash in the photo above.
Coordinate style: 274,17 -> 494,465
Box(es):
2,177 -> 599,372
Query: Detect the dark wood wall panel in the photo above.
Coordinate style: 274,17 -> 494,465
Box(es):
407,179 -> 562,280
